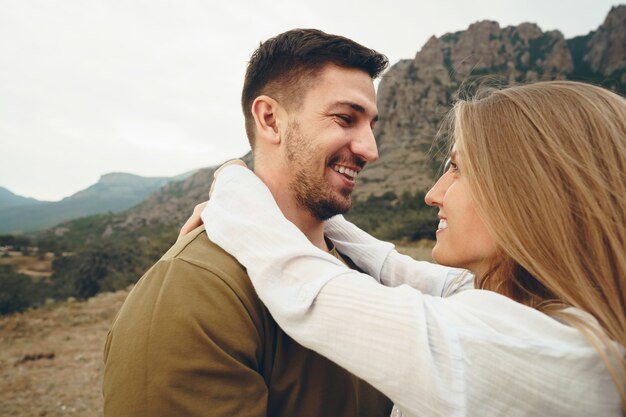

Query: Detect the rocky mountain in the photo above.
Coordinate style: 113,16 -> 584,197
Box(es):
0,173 -> 188,234
581,5 -> 626,82
0,187 -> 44,209
46,6 -> 625,243
358,5 -> 625,197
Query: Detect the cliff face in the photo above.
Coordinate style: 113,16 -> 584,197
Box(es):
584,5 -> 626,81
355,6 -> 625,198
449,21 -> 573,80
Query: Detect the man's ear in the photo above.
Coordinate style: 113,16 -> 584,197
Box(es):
251,95 -> 284,146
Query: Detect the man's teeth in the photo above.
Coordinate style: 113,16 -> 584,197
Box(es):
438,220 -> 448,230
333,165 -> 358,179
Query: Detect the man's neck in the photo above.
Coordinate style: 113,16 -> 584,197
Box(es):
284,208 -> 328,252
254,168 -> 329,252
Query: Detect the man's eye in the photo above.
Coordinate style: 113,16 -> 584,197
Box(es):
335,115 -> 353,124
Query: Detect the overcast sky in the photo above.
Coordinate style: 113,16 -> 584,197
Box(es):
1,0 -> 620,201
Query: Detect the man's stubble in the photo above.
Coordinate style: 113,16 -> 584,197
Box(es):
284,121 -> 354,221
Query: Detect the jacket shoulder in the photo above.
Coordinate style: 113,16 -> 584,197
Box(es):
162,225 -> 248,286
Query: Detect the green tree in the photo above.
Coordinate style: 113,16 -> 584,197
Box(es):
51,242 -> 143,300
0,265 -> 51,315
0,234 -> 31,248
347,190 -> 438,241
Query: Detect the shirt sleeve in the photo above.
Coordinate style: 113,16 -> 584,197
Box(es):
325,215 -> 473,295
202,166 -> 618,417
202,166 -> 465,412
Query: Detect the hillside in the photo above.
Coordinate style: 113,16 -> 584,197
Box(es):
0,173 -> 181,234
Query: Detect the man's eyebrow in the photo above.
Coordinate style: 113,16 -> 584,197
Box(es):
333,101 -> 379,122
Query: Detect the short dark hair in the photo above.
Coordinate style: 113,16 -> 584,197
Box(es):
241,28 -> 388,147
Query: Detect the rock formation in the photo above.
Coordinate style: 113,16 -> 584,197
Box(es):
355,5 -> 625,198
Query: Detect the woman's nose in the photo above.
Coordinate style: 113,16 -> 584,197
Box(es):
425,174 -> 448,207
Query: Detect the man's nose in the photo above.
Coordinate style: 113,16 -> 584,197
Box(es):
351,126 -> 378,163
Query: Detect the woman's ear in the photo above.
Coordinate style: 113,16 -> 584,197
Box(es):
251,95 -> 283,146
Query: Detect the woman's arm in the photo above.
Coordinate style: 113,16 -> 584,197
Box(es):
202,166 -> 613,416
202,166 -> 464,413
325,216 -> 472,295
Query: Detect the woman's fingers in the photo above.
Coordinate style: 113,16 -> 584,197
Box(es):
178,202 -> 208,241
178,159 -> 248,241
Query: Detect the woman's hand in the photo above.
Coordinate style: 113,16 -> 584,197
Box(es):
177,159 -> 247,241
178,201 -> 208,241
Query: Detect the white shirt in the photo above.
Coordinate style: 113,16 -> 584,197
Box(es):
202,165 -> 622,417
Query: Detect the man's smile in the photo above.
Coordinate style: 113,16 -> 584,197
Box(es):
332,164 -> 359,180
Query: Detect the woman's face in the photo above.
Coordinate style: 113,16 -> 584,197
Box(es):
425,148 -> 497,277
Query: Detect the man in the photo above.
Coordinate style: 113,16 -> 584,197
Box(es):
103,29 -> 391,417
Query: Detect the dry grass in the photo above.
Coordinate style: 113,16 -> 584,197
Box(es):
0,290 -> 128,417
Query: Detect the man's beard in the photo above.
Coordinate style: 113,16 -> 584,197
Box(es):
285,122 -> 356,221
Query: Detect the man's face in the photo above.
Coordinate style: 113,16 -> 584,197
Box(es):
281,64 -> 379,220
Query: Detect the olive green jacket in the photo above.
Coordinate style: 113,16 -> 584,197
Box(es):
103,226 -> 392,417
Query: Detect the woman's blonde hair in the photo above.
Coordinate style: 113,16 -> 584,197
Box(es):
452,80 -> 626,409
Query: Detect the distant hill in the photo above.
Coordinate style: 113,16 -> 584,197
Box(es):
0,172 -> 193,234
0,187 -> 44,209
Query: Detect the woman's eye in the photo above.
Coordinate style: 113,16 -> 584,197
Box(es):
444,157 -> 459,173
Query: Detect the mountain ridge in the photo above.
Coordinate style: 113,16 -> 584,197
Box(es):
0,187 -> 44,209
0,171 -> 195,234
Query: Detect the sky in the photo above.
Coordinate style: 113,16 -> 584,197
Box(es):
1,0 -> 620,201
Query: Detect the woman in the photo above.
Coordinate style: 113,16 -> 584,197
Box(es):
188,81 -> 626,416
